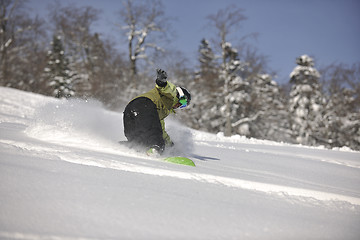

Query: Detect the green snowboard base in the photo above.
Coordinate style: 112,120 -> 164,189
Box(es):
163,156 -> 196,167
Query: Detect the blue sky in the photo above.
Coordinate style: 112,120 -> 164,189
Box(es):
29,0 -> 360,84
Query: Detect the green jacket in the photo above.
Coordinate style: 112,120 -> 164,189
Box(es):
135,81 -> 179,145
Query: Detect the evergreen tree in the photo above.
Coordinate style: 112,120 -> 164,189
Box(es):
241,74 -> 291,141
288,55 -> 325,145
196,39 -> 218,85
324,88 -> 360,150
85,33 -> 107,97
188,39 -> 219,131
192,41 -> 248,135
44,35 -> 78,99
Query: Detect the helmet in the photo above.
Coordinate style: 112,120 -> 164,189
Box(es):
176,87 -> 191,108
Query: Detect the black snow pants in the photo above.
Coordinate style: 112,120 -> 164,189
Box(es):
123,97 -> 165,152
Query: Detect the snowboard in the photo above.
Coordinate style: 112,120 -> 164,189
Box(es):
118,141 -> 196,167
163,156 -> 195,167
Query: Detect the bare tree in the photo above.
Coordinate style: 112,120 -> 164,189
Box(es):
117,0 -> 170,83
207,5 -> 247,47
48,3 -> 101,96
0,0 -> 21,84
207,5 -> 247,136
0,0 -> 47,91
49,4 -> 100,64
319,63 -> 360,150
320,63 -> 360,109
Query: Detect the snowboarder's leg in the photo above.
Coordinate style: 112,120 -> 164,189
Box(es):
123,97 -> 165,152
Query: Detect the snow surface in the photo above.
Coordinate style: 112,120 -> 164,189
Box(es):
1,86 -> 360,240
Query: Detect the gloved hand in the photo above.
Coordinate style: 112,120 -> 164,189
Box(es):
156,69 -> 167,87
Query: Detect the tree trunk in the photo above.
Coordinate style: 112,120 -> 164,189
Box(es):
224,98 -> 232,136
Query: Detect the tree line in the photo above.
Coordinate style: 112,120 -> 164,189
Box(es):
0,0 -> 359,150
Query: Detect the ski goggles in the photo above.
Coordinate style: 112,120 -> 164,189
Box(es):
179,97 -> 188,108
176,86 -> 189,108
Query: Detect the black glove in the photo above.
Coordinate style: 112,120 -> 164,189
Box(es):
156,69 -> 167,87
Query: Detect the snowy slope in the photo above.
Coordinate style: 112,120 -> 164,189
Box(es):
1,86 -> 359,240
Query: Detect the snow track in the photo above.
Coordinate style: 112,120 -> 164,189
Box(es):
2,134 -> 360,208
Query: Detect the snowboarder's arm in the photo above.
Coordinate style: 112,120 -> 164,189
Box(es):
155,69 -> 178,103
156,81 -> 178,102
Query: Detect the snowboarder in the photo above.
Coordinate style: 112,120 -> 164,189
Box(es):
123,69 -> 191,156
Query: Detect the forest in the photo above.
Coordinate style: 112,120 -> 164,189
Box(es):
1,0 -> 359,150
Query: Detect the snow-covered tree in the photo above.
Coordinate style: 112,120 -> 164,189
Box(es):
245,74 -> 291,141
220,42 -> 248,136
196,39 -> 218,85
44,35 -> 78,99
187,39 -> 220,131
288,55 -> 325,145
